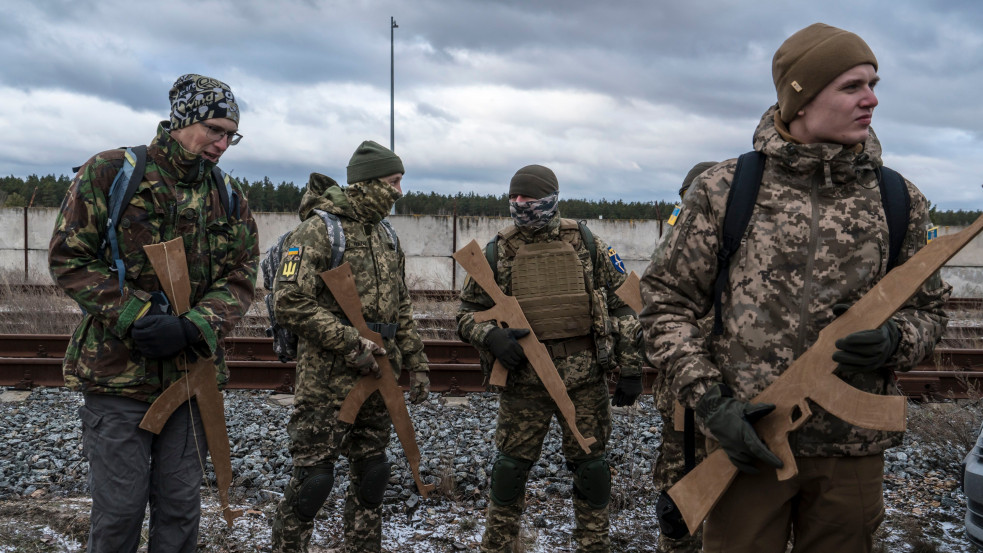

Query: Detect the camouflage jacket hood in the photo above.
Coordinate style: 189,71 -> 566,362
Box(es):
48,124 -> 260,402
638,104 -> 950,457
297,172 -> 352,222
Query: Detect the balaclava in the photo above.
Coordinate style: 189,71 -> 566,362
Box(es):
168,74 -> 240,130
509,165 -> 560,230
345,141 -> 404,224
772,23 -> 877,124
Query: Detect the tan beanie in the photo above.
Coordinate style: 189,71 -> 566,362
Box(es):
772,23 -> 877,124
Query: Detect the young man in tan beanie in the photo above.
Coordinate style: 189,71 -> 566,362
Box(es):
639,23 -> 949,552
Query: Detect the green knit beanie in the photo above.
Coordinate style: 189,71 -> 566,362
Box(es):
772,23 -> 878,124
679,161 -> 717,199
346,140 -> 404,184
509,165 -> 559,199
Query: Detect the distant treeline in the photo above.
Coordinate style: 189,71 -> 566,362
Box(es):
2,173 -> 980,225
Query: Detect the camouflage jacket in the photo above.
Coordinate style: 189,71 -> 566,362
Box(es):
272,173 -> 428,408
639,105 -> 950,457
457,215 -> 642,391
49,122 -> 260,402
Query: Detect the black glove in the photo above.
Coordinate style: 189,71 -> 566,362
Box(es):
611,375 -> 643,406
831,303 -> 900,375
484,327 -> 530,371
695,383 -> 783,474
132,315 -> 201,359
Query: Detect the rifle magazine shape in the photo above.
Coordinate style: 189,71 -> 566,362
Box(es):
319,262 -> 435,498
453,239 -> 597,454
139,238 -> 243,528
669,213 -> 983,535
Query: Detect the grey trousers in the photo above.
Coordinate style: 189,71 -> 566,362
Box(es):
79,394 -> 207,553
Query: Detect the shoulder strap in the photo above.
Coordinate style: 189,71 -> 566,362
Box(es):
713,151 -> 765,335
380,219 -> 400,251
104,145 -> 147,292
312,209 -> 346,269
212,167 -> 240,219
877,166 -> 910,271
484,237 -> 499,282
576,220 -> 598,266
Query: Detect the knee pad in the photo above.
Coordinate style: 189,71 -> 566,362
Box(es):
571,457 -> 611,509
354,454 -> 391,508
286,463 -> 334,522
489,454 -> 533,507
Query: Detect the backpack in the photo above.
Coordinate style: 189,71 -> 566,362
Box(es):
260,209 -> 399,362
74,145 -> 240,293
711,151 -> 910,335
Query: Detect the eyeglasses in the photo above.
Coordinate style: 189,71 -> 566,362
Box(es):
201,122 -> 243,146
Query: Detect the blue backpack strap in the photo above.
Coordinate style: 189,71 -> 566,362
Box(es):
713,151 -> 765,335
876,166 -> 910,271
212,166 -> 240,220
313,209 -> 346,269
104,145 -> 147,293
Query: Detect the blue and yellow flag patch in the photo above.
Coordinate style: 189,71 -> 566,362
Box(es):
278,246 -> 304,282
607,246 -> 626,274
668,204 -> 682,226
926,226 -> 939,244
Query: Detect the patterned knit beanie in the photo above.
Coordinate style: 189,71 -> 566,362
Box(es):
346,140 -> 404,184
772,23 -> 877,124
168,74 -> 240,130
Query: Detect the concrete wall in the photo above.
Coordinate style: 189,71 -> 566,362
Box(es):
5,207 -> 981,297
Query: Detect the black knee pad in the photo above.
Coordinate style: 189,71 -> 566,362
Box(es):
489,454 -> 533,507
286,463 -> 334,522
355,454 -> 391,508
571,457 -> 611,509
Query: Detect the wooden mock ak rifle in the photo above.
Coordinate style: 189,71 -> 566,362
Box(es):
139,238 -> 243,528
319,262 -> 435,498
453,239 -> 597,454
669,213 -> 983,535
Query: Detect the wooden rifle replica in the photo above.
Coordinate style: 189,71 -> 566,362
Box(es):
669,213 -> 983,535
319,262 -> 435,498
452,240 -> 597,454
139,238 -> 243,527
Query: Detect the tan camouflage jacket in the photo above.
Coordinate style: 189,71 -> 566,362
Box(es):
272,173 -> 428,408
457,215 -> 642,391
48,123 -> 260,401
639,105 -> 950,457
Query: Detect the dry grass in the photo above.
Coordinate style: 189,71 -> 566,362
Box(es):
0,272 -> 81,335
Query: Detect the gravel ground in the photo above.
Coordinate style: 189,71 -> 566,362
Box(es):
0,386 -> 979,552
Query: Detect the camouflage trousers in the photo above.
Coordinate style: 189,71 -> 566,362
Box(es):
482,377 -> 612,553
271,392 -> 392,553
652,375 -> 705,553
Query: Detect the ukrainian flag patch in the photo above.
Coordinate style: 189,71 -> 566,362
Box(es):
607,246 -> 626,274
668,204 -> 682,226
926,226 -> 939,243
278,246 -> 304,282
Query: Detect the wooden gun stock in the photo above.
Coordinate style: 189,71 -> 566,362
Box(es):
669,214 -> 983,535
320,263 -> 435,498
453,240 -> 597,454
139,238 -> 243,528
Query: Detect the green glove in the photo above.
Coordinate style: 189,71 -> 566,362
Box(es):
695,383 -> 783,474
408,370 -> 430,404
831,303 -> 900,375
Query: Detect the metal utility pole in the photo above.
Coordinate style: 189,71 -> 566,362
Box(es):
390,16 -> 398,152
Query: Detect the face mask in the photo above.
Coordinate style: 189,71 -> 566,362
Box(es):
348,178 -> 402,224
510,193 -> 558,230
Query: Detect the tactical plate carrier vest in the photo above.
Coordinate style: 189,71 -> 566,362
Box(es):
512,240 -> 593,340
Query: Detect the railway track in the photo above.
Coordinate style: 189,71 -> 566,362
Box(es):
1,334 -> 981,400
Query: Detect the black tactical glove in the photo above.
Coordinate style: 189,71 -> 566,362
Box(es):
132,315 -> 201,360
831,303 -> 900,375
484,327 -> 530,371
695,383 -> 783,474
611,375 -> 643,406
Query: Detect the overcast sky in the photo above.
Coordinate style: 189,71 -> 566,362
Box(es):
1,0 -> 980,210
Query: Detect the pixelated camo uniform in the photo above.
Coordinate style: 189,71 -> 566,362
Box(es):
270,172 -> 428,552
48,122 -> 259,402
639,105 -> 951,458
457,214 -> 641,553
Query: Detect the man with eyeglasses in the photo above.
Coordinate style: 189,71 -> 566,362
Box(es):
49,73 -> 259,552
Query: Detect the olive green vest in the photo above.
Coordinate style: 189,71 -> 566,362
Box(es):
511,240 -> 593,340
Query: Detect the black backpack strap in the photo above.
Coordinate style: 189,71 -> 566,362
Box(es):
484,237 -> 499,282
576,220 -> 598,266
877,166 -> 910,271
713,151 -> 765,335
